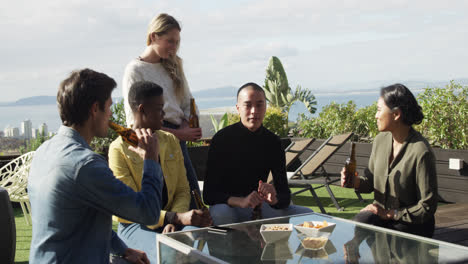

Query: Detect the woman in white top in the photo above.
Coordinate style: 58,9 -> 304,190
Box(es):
122,13 -> 202,209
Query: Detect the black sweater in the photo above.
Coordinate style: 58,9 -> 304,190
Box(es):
203,122 -> 291,209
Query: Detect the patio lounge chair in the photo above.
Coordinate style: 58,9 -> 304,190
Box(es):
267,138 -> 315,184
0,151 -> 35,225
287,133 -> 365,214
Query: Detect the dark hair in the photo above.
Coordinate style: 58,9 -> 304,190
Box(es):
128,81 -> 164,112
57,68 -> 116,126
380,83 -> 424,126
237,82 -> 266,99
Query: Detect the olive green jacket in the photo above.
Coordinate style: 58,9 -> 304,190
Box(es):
358,128 -> 438,224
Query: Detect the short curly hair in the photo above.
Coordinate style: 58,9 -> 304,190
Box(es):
380,83 -> 424,126
128,81 -> 164,113
57,69 -> 116,126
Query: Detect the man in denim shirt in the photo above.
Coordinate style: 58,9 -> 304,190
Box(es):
28,69 -> 163,263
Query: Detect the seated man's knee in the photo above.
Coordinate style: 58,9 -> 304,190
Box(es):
209,204 -> 237,225
287,205 -> 313,215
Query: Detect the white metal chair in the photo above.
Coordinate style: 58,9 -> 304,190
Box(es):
0,151 -> 35,225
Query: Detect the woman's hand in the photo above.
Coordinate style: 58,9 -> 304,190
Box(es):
164,120 -> 202,141
177,126 -> 202,141
340,167 -> 360,188
360,204 -> 391,220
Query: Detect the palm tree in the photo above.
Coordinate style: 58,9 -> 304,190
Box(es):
263,56 -> 317,119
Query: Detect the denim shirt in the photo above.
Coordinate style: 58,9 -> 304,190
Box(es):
28,126 -> 163,263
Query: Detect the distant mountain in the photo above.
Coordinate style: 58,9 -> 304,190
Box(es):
0,96 -> 57,106
191,86 -> 237,98
1,79 -> 466,106
319,78 -> 468,94
0,96 -> 124,106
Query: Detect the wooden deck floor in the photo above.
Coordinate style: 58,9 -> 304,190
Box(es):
434,203 -> 468,247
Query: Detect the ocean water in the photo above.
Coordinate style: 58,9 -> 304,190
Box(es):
0,91 -> 384,133
0,105 -> 62,133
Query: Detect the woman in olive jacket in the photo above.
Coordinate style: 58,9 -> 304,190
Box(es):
342,83 -> 437,238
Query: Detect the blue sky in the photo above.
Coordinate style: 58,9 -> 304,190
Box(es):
1,0 -> 467,102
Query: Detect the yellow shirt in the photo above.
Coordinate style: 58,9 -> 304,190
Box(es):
108,130 -> 190,229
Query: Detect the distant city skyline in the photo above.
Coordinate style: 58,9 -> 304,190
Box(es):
1,0 -> 468,102
3,120 -> 51,139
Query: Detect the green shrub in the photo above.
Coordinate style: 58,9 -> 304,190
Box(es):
263,106 -> 289,137
293,101 -> 378,142
91,98 -> 126,154
416,81 -> 468,149
293,81 -> 467,149
294,101 -> 356,140
19,131 -> 51,154
227,112 -> 240,125
354,103 -> 378,142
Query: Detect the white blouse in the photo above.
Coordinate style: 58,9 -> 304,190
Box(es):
122,58 -> 197,127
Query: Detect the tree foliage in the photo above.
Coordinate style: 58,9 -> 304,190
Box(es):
263,56 -> 317,116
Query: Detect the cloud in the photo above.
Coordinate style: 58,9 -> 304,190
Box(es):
1,0 -> 468,101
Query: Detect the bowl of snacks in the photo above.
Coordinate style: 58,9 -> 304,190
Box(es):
300,236 -> 329,250
260,224 -> 293,243
294,220 -> 336,237
295,239 -> 337,259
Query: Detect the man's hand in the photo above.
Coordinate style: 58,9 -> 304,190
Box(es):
162,224 -> 176,233
128,128 -> 159,162
258,180 -> 278,205
176,209 -> 213,227
360,204 -> 390,220
242,191 -> 264,208
227,191 -> 264,208
123,248 -> 150,264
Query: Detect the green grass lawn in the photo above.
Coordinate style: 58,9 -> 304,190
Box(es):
13,185 -> 373,263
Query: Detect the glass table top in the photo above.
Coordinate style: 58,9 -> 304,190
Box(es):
157,212 -> 468,263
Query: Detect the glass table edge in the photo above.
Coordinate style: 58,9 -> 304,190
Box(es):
157,234 -> 229,264
158,211 -> 468,262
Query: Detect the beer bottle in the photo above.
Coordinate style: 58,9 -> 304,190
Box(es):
191,190 -> 207,210
108,121 -> 139,147
344,142 -> 356,188
188,98 -> 199,128
252,203 -> 262,220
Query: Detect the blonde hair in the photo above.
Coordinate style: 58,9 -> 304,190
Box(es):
146,13 -> 187,99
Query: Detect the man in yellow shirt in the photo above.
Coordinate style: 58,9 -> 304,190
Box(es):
108,81 -> 212,263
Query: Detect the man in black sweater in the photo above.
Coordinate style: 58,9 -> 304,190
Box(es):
203,82 -> 312,225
